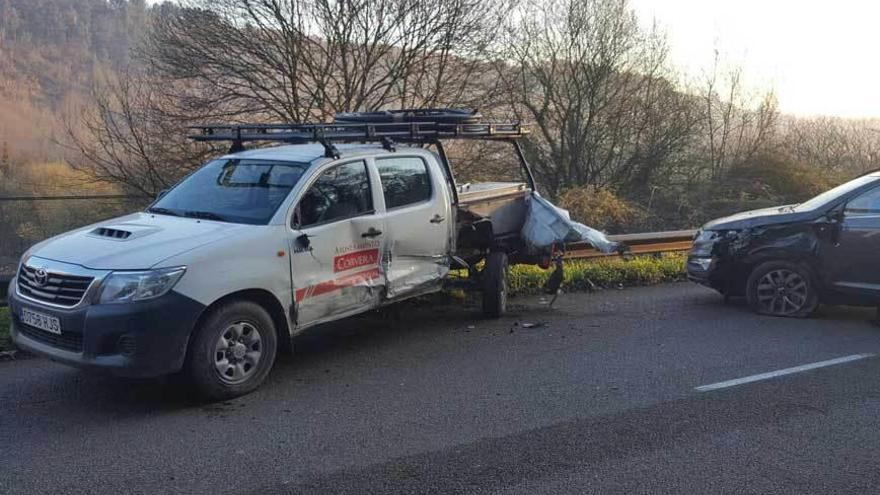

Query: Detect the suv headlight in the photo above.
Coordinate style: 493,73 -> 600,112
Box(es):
98,267 -> 186,304
691,229 -> 740,257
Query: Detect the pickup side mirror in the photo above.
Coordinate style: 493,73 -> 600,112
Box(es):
295,233 -> 311,250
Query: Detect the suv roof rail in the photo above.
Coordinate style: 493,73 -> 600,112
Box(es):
188,109 -> 528,155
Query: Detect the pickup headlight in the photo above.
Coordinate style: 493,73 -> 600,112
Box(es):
98,267 -> 186,304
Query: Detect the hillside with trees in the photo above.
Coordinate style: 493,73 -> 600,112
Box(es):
0,0 -> 158,268
3,0 -> 880,269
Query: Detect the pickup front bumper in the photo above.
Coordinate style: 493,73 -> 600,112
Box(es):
8,277 -> 205,378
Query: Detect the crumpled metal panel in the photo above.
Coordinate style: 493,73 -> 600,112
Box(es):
293,244 -> 385,325
521,194 -> 621,254
383,251 -> 449,299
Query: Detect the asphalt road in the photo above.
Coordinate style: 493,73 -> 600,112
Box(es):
4,283 -> 880,494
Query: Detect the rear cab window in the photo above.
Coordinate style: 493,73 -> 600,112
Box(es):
375,156 -> 432,209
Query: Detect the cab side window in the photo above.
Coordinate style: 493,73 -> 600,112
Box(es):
376,157 -> 432,209
845,187 -> 880,215
297,161 -> 373,227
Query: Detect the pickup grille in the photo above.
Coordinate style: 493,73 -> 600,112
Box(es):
17,264 -> 94,307
17,322 -> 83,352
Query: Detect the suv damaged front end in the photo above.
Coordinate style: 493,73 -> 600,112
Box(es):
687,229 -> 746,294
688,213 -> 827,298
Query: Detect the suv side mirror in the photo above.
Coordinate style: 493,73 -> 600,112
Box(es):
827,207 -> 845,222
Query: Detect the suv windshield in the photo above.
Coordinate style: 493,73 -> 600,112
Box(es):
794,174 -> 879,212
149,159 -> 310,225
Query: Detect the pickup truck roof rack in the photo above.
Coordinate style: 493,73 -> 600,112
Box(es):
188,108 -> 537,198
188,121 -> 529,155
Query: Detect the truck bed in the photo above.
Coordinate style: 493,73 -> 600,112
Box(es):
456,182 -> 531,239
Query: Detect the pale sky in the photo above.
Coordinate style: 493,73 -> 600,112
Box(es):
630,0 -> 880,119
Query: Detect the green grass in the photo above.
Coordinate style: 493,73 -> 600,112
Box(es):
0,306 -> 10,352
508,253 -> 687,296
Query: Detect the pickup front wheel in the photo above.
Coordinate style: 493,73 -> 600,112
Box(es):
185,300 -> 278,400
482,252 -> 509,318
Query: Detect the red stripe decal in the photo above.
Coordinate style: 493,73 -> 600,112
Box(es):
295,267 -> 382,303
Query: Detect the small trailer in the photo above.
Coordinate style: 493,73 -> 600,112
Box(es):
8,109 -> 621,399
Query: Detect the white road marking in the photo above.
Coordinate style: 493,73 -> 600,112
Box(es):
695,354 -> 875,392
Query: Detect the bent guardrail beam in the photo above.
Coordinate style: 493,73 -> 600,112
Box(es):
566,229 -> 697,259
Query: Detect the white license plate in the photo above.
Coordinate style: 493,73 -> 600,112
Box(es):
20,308 -> 62,335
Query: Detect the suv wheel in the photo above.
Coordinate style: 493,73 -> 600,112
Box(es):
482,251 -> 509,318
186,300 -> 278,400
746,261 -> 819,318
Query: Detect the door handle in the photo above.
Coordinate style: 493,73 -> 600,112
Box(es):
430,214 -> 446,224
362,227 -> 383,238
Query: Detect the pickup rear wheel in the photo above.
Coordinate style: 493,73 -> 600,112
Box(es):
482,252 -> 509,318
746,261 -> 818,318
185,300 -> 278,400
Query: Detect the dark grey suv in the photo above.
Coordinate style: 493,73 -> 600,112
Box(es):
688,172 -> 880,317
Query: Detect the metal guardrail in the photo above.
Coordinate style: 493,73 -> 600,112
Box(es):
566,229 -> 697,260
0,230 -> 696,306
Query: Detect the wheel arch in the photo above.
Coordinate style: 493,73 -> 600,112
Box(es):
189,289 -> 293,357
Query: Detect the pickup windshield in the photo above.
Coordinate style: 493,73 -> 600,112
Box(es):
149,159 -> 310,225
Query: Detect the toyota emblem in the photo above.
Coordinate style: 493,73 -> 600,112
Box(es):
33,268 -> 49,287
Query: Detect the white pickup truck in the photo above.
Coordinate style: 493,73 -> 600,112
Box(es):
8,110 -> 619,399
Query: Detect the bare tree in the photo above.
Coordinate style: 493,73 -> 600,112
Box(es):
64,68 -> 221,196
143,0 -> 510,123
496,0 -> 696,196
779,116 -> 880,175
697,52 -> 778,179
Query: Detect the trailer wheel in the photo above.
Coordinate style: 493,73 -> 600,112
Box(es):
482,252 -> 509,318
185,300 -> 278,400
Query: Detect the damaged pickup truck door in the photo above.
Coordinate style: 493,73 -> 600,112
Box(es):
374,155 -> 452,298
289,160 -> 384,326
824,185 -> 880,294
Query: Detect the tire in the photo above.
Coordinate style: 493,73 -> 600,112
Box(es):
482,252 -> 509,318
746,261 -> 819,318
185,300 -> 278,400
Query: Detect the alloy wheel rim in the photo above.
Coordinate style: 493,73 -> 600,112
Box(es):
756,269 -> 808,315
214,321 -> 263,384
